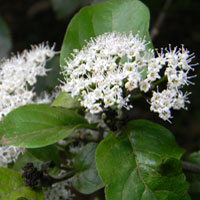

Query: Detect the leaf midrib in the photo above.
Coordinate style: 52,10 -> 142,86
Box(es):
126,133 -> 158,200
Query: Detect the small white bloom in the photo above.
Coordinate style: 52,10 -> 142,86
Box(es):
173,91 -> 190,110
139,79 -> 151,93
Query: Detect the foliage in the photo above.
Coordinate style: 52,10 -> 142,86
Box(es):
96,120 -> 189,200
0,167 -> 43,200
60,0 -> 151,65
0,0 -> 199,199
72,143 -> 104,194
0,104 -> 89,148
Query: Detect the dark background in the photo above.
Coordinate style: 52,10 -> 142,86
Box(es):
0,0 -> 199,199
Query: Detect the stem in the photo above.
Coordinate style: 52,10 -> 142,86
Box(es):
151,76 -> 167,89
181,161 -> 200,174
131,93 -> 143,101
68,134 -> 99,143
130,76 -> 167,102
41,171 -> 75,187
51,171 -> 75,184
150,0 -> 173,41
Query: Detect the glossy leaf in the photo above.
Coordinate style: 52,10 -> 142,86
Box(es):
28,145 -> 60,166
52,92 -> 80,109
0,104 -> 88,148
72,143 -> 104,194
0,167 -> 43,200
96,120 -> 190,200
60,0 -> 151,65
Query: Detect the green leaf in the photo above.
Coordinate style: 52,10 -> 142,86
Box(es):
185,151 -> 200,199
72,143 -> 104,194
52,92 -> 80,109
13,151 -> 44,171
13,144 -> 60,171
28,145 -> 60,166
0,167 -> 43,200
0,104 -> 88,148
0,17 -> 12,59
60,0 -> 151,65
96,120 -> 190,200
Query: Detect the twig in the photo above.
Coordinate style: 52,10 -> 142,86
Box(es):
181,161 -> 200,174
68,134 -> 99,143
41,171 -> 75,187
150,0 -> 173,41
51,171 -> 75,184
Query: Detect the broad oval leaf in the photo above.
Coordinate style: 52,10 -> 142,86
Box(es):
0,104 -> 88,148
60,0 -> 151,65
0,167 -> 43,200
96,120 -> 190,200
72,143 -> 104,194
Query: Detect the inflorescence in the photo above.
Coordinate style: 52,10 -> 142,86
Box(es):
61,31 -> 196,122
0,43 -> 55,167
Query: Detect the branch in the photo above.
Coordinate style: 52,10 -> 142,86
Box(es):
181,161 -> 200,174
68,134 -> 100,143
51,171 -> 75,183
41,171 -> 75,187
150,0 -> 173,41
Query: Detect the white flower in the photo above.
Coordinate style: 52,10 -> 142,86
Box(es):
0,43 -> 55,167
146,61 -> 161,82
61,31 -> 152,114
139,79 -> 151,93
173,91 -> 190,110
61,31 -> 196,122
146,45 -> 196,121
44,173 -> 75,200
0,43 -> 55,119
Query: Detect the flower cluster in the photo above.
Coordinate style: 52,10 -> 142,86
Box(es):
44,177 -> 74,200
0,43 -> 55,167
61,31 -> 195,121
62,32 -> 153,114
148,46 -> 195,121
0,43 -> 55,119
